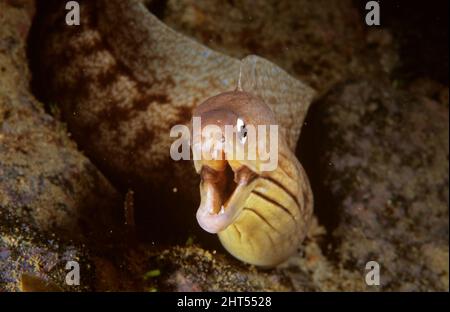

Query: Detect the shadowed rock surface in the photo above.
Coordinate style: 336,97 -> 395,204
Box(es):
315,80 -> 449,291
1,0 -> 122,242
0,0 -> 123,290
0,227 -> 93,291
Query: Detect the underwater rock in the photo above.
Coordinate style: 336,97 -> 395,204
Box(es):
316,80 -> 449,291
140,245 -> 297,291
0,0 -> 122,242
0,228 -> 93,291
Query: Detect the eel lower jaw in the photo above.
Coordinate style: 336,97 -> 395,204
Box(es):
196,163 -> 258,234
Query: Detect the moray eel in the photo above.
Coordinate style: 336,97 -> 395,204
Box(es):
36,0 -> 315,261
191,90 -> 313,267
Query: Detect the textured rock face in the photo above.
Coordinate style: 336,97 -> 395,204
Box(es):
0,228 -> 93,291
0,0 -> 124,290
0,0 -> 122,242
316,80 -> 449,291
138,245 -> 297,292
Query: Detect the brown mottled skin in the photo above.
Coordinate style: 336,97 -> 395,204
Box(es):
36,0 -> 315,264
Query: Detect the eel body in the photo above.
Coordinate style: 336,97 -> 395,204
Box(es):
36,0 -> 315,265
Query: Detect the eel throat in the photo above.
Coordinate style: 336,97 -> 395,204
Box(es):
196,161 -> 258,234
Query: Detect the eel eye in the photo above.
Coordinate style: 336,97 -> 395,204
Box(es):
237,117 -> 247,144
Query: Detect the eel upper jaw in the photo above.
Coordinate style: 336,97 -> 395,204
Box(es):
195,162 -> 258,234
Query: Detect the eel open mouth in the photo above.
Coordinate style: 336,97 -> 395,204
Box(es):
196,160 -> 258,233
